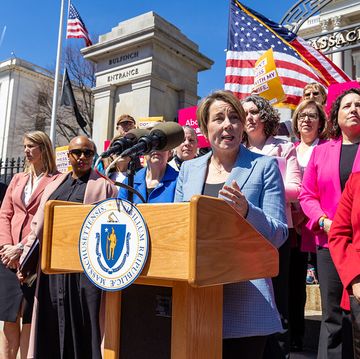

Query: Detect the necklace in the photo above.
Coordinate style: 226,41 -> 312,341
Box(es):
210,160 -> 224,174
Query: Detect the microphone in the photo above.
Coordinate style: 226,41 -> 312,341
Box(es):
100,129 -> 149,158
120,122 -> 184,158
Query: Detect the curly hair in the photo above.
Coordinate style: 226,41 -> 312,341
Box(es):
196,90 -> 245,138
292,99 -> 328,140
241,95 -> 280,144
328,88 -> 360,139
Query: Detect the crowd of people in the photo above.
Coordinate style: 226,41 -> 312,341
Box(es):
0,84 -> 359,359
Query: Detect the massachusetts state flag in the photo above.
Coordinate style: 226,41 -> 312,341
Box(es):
66,2 -> 92,47
225,0 -> 351,108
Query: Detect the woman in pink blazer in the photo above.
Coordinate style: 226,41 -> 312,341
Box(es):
299,88 -> 360,358
242,95 -> 301,358
0,131 -> 59,359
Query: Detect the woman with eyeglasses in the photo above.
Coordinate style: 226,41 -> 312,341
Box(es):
290,99 -> 328,352
299,88 -> 360,358
242,95 -> 301,358
0,131 -> 60,359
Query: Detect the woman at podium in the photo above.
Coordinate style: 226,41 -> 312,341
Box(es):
175,90 -> 288,359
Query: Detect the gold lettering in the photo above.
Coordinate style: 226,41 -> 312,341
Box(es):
357,28 -> 360,42
345,30 -> 357,42
336,33 -> 347,46
318,36 -> 328,50
312,40 -> 320,51
328,35 -> 337,48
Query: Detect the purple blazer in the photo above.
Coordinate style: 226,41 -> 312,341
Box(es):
299,138 -> 360,248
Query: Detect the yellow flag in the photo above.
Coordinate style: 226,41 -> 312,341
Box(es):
252,48 -> 285,105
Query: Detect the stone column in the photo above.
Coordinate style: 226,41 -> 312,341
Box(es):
332,16 -> 343,69
92,85 -> 116,151
320,19 -> 329,34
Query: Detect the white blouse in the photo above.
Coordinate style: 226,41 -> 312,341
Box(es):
22,173 -> 44,206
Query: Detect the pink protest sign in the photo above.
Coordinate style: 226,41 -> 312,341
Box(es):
178,106 -> 210,148
104,140 -> 111,151
325,81 -> 360,115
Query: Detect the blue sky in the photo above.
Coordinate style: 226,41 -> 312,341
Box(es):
0,0 -> 294,98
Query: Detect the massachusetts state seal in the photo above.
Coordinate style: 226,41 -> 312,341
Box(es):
79,198 -> 149,291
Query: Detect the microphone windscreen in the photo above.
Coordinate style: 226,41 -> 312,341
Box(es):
150,122 -> 184,151
125,128 -> 150,140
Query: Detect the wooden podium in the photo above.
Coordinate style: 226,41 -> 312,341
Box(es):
41,195 -> 279,359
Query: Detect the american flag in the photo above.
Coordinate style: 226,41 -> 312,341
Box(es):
225,0 -> 351,108
66,3 -> 92,47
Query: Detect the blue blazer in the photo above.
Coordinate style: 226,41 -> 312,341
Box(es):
175,145 -> 288,338
118,164 -> 178,204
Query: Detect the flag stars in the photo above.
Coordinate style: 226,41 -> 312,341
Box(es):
272,35 -> 276,38
252,38 -> 256,42
283,47 -> 287,51
246,32 -> 251,36
240,27 -> 245,31
247,22 -> 251,25
235,22 -> 239,26
265,38 -> 269,42
246,44 -> 250,48
277,41 -> 281,44
235,33 -> 238,36
253,27 -> 257,31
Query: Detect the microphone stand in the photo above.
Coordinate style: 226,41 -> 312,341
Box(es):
126,155 -> 137,203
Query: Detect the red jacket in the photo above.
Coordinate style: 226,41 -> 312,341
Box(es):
329,172 -> 360,311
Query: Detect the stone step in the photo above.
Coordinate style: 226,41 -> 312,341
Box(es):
303,284 -> 321,353
305,284 -> 321,314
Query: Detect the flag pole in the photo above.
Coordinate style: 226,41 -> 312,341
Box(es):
50,0 -> 67,147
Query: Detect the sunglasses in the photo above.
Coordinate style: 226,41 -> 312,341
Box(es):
304,91 -> 320,97
68,149 -> 95,158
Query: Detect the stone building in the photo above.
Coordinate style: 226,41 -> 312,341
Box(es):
0,57 -> 89,159
297,0 -> 360,80
82,11 -> 213,151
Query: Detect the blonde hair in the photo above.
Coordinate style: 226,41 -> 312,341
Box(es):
23,131 -> 57,175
